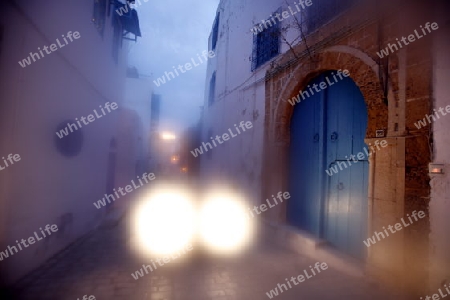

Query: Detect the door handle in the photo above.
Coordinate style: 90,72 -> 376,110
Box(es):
331,132 -> 338,142
313,133 -> 319,142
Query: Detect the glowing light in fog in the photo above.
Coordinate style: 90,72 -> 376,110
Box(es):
161,132 -> 176,140
134,190 -> 195,256
170,155 -> 179,163
199,194 -> 254,254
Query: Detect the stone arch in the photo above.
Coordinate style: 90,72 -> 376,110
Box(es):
262,46 -> 391,224
274,46 -> 389,144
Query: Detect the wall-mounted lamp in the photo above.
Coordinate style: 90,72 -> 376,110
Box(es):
429,163 -> 445,174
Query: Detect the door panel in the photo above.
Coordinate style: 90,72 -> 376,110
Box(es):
288,75 -> 322,234
289,71 -> 368,259
325,161 -> 368,258
324,74 -> 368,258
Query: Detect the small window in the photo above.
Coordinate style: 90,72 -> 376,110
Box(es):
251,13 -> 280,71
306,0 -> 355,33
92,0 -> 107,36
208,72 -> 216,107
211,13 -> 220,51
151,94 -> 161,128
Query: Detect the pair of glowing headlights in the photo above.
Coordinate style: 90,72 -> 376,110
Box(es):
131,188 -> 255,257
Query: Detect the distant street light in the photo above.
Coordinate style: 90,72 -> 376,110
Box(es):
161,132 -> 176,140
171,155 -> 179,164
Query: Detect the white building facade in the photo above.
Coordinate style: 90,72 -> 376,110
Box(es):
201,0 -> 305,202
0,0 -> 140,284
115,70 -> 153,187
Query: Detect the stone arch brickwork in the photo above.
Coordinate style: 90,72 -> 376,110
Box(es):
275,46 -> 388,145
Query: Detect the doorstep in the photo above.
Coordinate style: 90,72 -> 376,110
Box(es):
260,220 -> 366,279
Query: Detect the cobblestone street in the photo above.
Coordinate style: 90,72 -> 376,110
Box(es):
11,216 -> 400,300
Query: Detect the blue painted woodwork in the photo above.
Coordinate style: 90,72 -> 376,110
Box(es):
288,71 -> 368,259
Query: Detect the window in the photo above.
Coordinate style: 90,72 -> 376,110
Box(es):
110,1 -> 142,63
92,0 -> 107,36
151,94 -> 161,129
117,7 -> 142,41
306,0 -> 355,34
208,72 -> 216,107
211,13 -> 220,51
251,14 -> 280,71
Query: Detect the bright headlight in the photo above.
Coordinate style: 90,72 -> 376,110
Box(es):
133,189 -> 195,257
198,193 -> 254,255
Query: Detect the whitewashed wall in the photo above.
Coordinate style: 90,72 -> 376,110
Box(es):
200,0 -> 305,204
123,77 -> 153,168
0,0 -> 128,284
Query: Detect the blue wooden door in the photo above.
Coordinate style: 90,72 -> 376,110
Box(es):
287,75 -> 323,235
288,71 -> 368,259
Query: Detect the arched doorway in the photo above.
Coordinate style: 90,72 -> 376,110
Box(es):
288,70 -> 369,259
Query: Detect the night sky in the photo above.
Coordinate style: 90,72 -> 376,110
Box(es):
128,0 -> 220,134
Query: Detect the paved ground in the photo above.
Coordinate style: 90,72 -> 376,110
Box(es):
11,216 -> 400,300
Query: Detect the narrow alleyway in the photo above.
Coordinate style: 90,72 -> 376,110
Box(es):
11,213 -> 400,300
